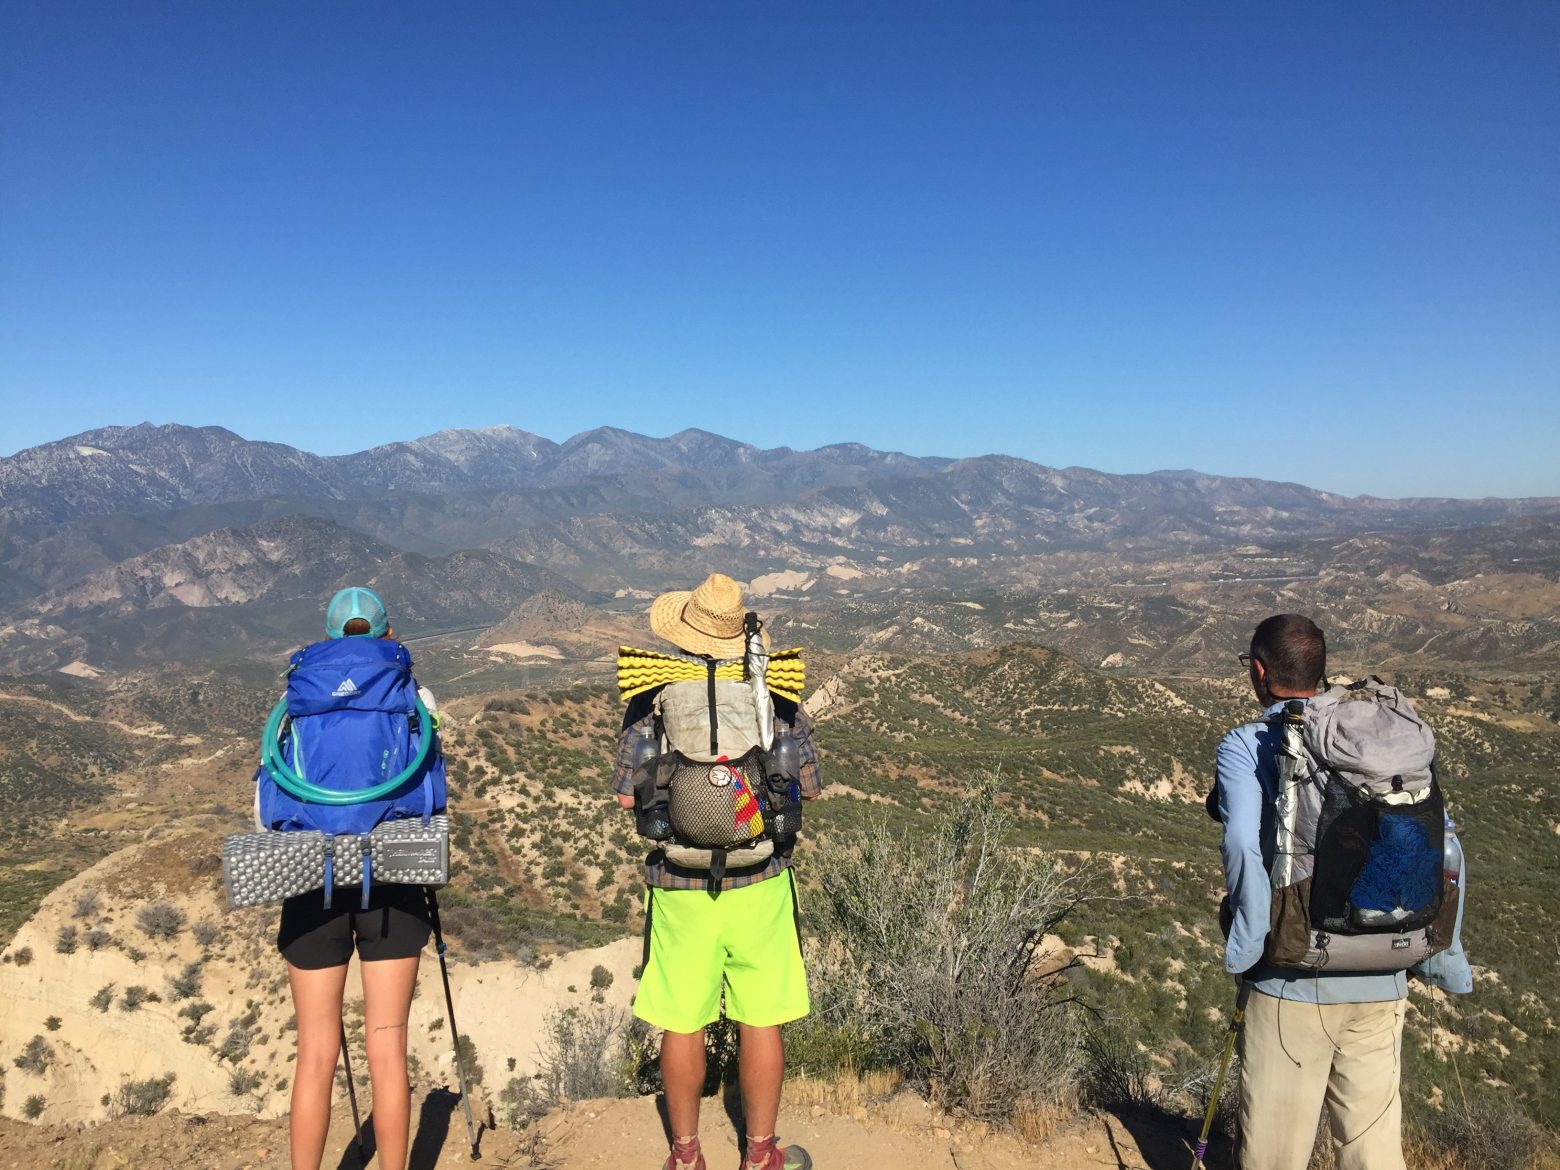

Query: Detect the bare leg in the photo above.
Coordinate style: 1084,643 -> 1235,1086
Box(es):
287,961 -> 350,1170
360,954 -> 422,1170
737,1023 -> 784,1152
661,1028 -> 708,1141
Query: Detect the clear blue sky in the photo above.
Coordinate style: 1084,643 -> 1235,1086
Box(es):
2,2 -> 1556,498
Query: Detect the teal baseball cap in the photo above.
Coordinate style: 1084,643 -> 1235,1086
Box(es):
325,587 -> 390,639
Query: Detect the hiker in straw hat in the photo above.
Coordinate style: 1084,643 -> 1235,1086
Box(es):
613,573 -> 823,1170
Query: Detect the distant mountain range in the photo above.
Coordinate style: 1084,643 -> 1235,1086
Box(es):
1,422 -> 1557,672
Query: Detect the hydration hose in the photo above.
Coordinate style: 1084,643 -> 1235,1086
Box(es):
260,695 -> 434,805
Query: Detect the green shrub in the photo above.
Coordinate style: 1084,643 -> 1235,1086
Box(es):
43,1016 -> 61,1032
800,772 -> 1086,1123
14,1036 -> 53,1075
22,1094 -> 45,1119
455,1035 -> 484,1088
589,965 -> 614,991
167,961 -> 202,1001
218,1022 -> 251,1063
55,925 -> 79,954
89,984 -> 114,1012
83,929 -> 112,952
498,1076 -> 549,1131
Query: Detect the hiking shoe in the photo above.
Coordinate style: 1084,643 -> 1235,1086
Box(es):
663,1142 -> 706,1170
744,1144 -> 812,1170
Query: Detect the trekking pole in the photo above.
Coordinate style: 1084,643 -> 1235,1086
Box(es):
426,886 -> 481,1160
339,1020 -> 368,1163
1189,979 -> 1252,1170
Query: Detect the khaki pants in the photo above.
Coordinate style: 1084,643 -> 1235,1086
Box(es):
1238,991 -> 1406,1170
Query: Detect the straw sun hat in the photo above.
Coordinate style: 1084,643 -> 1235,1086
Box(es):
649,573 -> 770,659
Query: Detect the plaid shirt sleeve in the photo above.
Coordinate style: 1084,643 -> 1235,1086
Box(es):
612,713 -> 654,797
788,704 -> 824,797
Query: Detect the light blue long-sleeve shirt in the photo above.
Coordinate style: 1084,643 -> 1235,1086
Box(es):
1215,699 -> 1471,1004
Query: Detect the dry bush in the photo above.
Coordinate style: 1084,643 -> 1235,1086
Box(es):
1413,1095 -> 1548,1170
115,1074 -> 175,1116
136,902 -> 186,941
800,772 -> 1086,1124
167,961 -> 203,1001
539,1006 -> 629,1102
498,1076 -> 549,1131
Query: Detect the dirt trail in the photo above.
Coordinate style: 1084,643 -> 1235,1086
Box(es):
0,1088 -> 1204,1170
0,689 -> 182,740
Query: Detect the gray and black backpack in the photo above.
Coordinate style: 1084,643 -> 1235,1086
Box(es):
1264,677 -> 1460,971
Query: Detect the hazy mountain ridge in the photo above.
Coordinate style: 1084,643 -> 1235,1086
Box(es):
0,514 -> 580,672
3,422 -> 1558,673
7,423 -> 1554,545
0,423 -> 950,534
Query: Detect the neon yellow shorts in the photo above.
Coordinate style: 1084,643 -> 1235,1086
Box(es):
633,870 -> 811,1034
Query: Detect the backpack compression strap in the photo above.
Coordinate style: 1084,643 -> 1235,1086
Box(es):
705,658 -> 719,757
260,695 -> 435,805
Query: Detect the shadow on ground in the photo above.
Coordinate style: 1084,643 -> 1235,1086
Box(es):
1105,1104 -> 1234,1170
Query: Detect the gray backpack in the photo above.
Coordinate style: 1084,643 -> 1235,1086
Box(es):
1266,678 -> 1459,971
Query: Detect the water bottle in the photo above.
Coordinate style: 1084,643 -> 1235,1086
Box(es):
1416,814 -> 1473,994
763,733 -> 802,840
772,734 -> 800,783
630,729 -> 671,840
628,727 -> 659,776
1443,815 -> 1462,890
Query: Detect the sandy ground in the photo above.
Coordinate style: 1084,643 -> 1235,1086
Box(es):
0,1085 -> 1211,1170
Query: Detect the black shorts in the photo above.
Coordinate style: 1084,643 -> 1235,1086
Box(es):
277,885 -> 433,970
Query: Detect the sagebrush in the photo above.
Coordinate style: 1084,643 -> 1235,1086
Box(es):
798,773 -> 1086,1123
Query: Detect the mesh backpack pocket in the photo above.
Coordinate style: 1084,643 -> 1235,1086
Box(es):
662,750 -> 770,850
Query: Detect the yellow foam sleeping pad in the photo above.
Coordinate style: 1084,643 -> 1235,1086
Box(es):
616,645 -> 805,703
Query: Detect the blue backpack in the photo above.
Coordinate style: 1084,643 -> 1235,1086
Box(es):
255,636 -> 447,836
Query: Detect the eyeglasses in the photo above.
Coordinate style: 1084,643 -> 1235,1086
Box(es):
1237,653 -> 1253,669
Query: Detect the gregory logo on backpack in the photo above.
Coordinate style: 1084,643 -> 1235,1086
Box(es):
332,677 -> 360,698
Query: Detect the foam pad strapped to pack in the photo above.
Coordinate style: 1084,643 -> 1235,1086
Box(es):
221,816 -> 450,909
